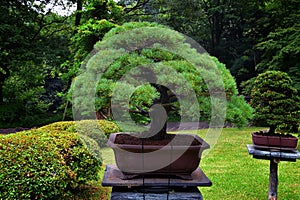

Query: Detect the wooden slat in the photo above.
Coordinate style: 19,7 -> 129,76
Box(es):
102,165 -> 212,187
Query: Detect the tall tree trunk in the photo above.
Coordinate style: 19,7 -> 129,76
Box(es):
0,82 -> 4,104
0,64 -> 10,104
75,0 -> 83,27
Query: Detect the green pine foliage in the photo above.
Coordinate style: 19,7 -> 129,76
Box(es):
250,70 -> 300,134
72,22 -> 253,127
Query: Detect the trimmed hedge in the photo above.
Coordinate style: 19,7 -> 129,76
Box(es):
39,120 -> 120,148
39,120 -> 119,137
0,128 -> 102,199
0,120 -> 119,199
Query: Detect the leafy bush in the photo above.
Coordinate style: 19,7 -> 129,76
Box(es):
0,129 -> 102,199
250,70 -> 300,134
39,120 -> 119,136
38,121 -> 76,132
75,120 -> 119,148
97,120 -> 120,136
39,120 -> 119,148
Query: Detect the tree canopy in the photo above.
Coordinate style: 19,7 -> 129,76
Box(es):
0,0 -> 299,130
0,0 -> 71,126
71,22 -> 253,132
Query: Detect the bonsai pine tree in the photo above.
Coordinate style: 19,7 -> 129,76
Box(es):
72,22 -> 253,140
250,70 -> 300,135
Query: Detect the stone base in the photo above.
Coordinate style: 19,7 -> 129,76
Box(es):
111,186 -> 202,200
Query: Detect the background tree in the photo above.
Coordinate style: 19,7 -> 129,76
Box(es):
0,0 -> 72,127
61,0 -> 123,80
255,0 -> 300,90
60,1 -> 123,104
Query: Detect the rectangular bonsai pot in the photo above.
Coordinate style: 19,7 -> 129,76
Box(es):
252,132 -> 298,149
107,133 -> 210,179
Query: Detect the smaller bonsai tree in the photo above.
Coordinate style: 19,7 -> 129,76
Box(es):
250,70 -> 300,135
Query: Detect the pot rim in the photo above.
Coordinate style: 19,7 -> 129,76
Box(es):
252,131 -> 299,140
108,132 -> 210,150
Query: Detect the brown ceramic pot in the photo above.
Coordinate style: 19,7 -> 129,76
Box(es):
108,133 -> 210,179
252,132 -> 298,148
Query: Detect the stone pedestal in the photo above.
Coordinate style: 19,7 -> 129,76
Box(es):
110,187 -> 203,200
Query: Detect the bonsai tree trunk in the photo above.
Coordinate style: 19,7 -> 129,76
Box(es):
269,125 -> 276,135
148,104 -> 167,140
148,84 -> 169,140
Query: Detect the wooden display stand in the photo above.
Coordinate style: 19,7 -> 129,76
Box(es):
102,165 -> 212,200
247,144 -> 300,200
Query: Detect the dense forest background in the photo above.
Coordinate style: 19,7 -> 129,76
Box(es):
1,0 -> 299,128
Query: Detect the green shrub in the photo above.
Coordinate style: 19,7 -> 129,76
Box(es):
97,120 -> 120,136
39,120 -> 119,148
39,120 -> 119,135
75,120 -> 110,149
38,121 -> 76,132
0,130 -> 102,200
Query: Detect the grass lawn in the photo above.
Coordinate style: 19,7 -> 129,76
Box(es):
197,128 -> 300,200
81,127 -> 300,199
